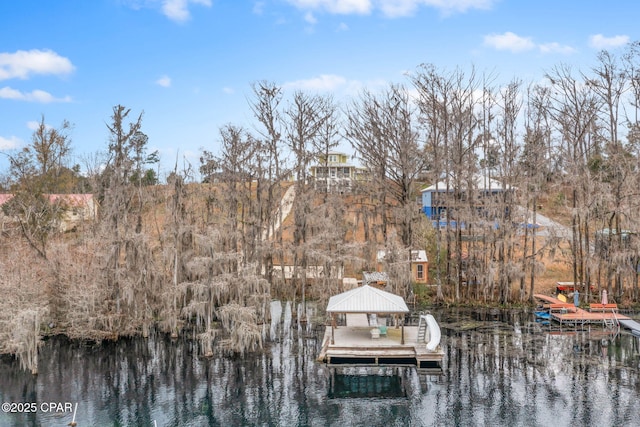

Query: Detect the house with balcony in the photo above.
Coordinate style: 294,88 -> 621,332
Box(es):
421,174 -> 513,222
309,152 -> 368,192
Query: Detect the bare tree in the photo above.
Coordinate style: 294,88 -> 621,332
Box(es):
94,105 -> 160,336
346,84 -> 425,248
521,84 -> 554,302
249,81 -> 288,287
2,116 -> 74,259
586,50 -> 633,300
283,90 -> 335,312
546,65 -> 601,299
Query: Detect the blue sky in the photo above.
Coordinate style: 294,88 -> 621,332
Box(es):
1,0 -> 637,180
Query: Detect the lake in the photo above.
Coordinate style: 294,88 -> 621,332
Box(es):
1,303 -> 639,426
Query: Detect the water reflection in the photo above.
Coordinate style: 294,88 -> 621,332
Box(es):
0,307 -> 639,426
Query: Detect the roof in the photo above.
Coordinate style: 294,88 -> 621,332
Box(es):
362,271 -> 389,284
0,194 -> 94,206
595,228 -> 635,236
310,163 -> 355,168
421,174 -> 512,193
48,194 -> 95,206
0,194 -> 14,205
326,284 -> 409,314
377,249 -> 428,263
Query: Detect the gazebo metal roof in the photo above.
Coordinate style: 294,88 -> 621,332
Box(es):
326,285 -> 409,314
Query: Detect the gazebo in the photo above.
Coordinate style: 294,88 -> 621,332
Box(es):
326,285 -> 410,344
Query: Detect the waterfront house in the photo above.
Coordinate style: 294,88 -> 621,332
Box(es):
420,174 -> 512,220
309,152 -> 368,192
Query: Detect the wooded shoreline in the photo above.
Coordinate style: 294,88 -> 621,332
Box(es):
5,46 -> 640,373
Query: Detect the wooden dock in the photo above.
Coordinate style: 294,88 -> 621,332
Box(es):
533,294 -> 639,331
317,324 -> 444,372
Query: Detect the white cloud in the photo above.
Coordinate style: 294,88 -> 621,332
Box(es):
285,0 -> 371,15
283,74 -> 348,91
161,0 -> 211,22
589,34 -> 629,50
222,87 -> 234,94
421,0 -> 495,14
0,86 -> 72,103
285,0 -> 495,17
304,11 -> 318,24
27,120 -> 52,130
282,74 -> 388,96
484,32 -> 575,55
539,42 -> 576,55
0,135 -> 22,150
484,32 -> 535,53
337,22 -> 349,31
253,1 -> 265,14
0,49 -> 74,81
380,0 -> 495,17
156,75 -> 172,87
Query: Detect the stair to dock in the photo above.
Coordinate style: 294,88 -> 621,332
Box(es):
417,317 -> 427,343
603,317 -> 617,329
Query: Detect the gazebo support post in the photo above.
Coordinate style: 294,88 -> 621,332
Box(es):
401,322 -> 405,345
331,313 -> 336,345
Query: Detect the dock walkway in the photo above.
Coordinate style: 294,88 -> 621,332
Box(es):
534,294 -> 640,334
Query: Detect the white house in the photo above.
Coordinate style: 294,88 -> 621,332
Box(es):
309,152 -> 368,192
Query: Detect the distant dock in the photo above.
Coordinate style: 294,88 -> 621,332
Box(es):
534,294 -> 640,333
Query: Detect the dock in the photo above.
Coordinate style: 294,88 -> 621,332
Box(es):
534,294 -> 640,333
319,286 -> 445,373
317,323 -> 444,372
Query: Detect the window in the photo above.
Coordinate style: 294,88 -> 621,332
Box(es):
329,155 -> 337,163
417,264 -> 424,280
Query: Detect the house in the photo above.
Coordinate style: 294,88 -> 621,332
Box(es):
0,193 -> 97,232
309,152 -> 368,192
376,249 -> 429,284
48,194 -> 98,231
268,264 -> 344,281
420,174 -> 513,220
362,271 -> 390,287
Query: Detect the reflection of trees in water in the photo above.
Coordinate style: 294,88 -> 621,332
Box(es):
439,309 -> 640,426
1,308 -> 640,426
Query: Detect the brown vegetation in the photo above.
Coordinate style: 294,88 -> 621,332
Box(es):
4,43 -> 640,373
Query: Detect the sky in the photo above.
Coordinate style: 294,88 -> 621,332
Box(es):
1,0 -> 638,181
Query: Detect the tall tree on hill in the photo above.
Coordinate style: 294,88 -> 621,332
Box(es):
346,84 -> 425,248
96,105 -> 159,336
412,66 -> 480,302
545,65 -> 601,299
283,91 -> 335,306
449,69 -> 482,302
411,64 -> 454,301
494,79 -> 524,303
586,50 -> 632,300
623,41 -> 640,300
520,83 -> 553,302
201,124 -> 262,265
2,116 -> 74,259
250,81 -> 288,287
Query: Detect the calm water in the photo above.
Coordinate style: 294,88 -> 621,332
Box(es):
1,303 -> 640,427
